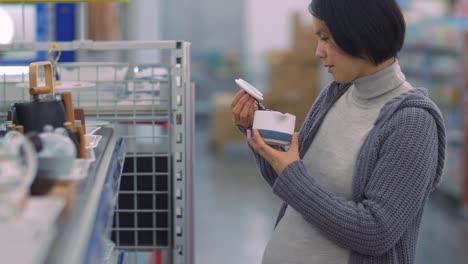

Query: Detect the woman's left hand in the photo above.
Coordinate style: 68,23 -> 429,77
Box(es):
247,129 -> 300,174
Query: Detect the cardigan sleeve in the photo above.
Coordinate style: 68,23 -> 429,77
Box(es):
271,107 -> 441,256
237,126 -> 281,187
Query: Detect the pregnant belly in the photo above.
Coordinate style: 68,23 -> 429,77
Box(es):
262,208 -> 350,264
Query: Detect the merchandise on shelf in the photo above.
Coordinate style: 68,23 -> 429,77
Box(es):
400,17 -> 468,203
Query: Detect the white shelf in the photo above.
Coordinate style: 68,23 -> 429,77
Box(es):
44,129 -> 125,264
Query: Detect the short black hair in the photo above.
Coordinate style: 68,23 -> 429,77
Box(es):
309,0 -> 406,65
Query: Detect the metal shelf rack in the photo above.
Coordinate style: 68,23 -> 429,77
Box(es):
0,40 -> 194,264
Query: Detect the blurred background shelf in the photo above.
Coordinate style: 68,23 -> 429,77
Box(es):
400,17 -> 468,207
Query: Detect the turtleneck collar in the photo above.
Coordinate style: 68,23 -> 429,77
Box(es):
350,60 -> 406,106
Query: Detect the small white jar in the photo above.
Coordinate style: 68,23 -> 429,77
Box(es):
252,110 -> 296,146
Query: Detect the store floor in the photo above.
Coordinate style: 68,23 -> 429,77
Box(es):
194,114 -> 467,264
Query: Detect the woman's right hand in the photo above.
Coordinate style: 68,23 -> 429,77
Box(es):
231,90 -> 258,128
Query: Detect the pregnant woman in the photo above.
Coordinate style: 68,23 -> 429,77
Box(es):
230,0 -> 446,263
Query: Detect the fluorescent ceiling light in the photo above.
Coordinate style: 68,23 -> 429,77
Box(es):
0,8 -> 14,44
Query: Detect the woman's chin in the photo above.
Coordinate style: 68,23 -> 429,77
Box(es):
331,74 -> 354,84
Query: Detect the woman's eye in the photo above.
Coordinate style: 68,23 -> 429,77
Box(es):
321,37 -> 329,42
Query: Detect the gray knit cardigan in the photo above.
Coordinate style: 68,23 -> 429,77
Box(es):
245,82 -> 446,264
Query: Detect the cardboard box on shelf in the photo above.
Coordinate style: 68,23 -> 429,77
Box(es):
261,11 -> 321,128
291,12 -> 318,59
210,93 -> 245,152
267,52 -> 320,104
210,11 -> 321,151
87,3 -> 118,41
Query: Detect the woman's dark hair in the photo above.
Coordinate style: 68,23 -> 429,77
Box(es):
309,0 -> 406,65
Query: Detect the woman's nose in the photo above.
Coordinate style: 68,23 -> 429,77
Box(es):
315,44 -> 325,59
315,46 -> 325,59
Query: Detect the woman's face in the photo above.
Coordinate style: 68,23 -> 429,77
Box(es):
312,17 -> 377,83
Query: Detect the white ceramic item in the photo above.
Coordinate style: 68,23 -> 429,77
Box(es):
235,78 -> 264,101
0,131 -> 38,221
252,110 -> 296,146
37,125 -> 77,180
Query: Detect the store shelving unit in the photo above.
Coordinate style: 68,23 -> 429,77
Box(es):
399,18 -> 468,209
462,30 -> 468,213
0,40 -> 195,263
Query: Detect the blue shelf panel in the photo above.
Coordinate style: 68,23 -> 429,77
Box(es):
85,138 -> 125,264
55,4 -> 75,62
